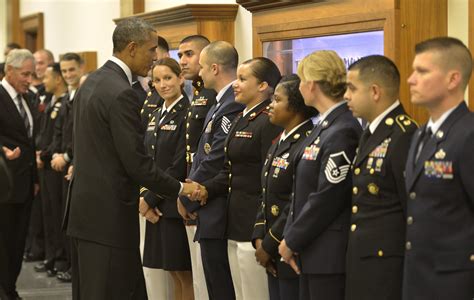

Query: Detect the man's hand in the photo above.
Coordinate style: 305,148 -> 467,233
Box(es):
278,239 -> 300,274
34,184 -> 40,196
181,179 -> 207,206
144,208 -> 162,224
65,165 -> 74,181
139,197 -> 150,216
177,198 -> 198,222
36,151 -> 44,169
3,146 -> 21,160
51,154 -> 67,172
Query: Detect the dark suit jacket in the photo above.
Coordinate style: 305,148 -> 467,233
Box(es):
284,103 -> 361,275
66,60 -> 181,249
204,99 -> 282,241
0,146 -> 13,202
51,92 -> 74,161
345,104 -> 417,300
141,95 -> 190,218
0,85 -> 37,204
403,102 -> 474,300
252,120 -> 314,279
181,85 -> 244,240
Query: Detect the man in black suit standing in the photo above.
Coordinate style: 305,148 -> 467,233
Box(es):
66,18 -> 200,300
0,49 -> 39,300
344,55 -> 417,300
403,37 -> 474,300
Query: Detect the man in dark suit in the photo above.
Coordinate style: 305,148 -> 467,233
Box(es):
66,18 -> 200,300
178,41 -> 244,300
344,55 -> 418,300
403,37 -> 474,300
0,49 -> 39,300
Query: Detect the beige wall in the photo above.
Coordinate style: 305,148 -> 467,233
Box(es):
0,0 -> 7,62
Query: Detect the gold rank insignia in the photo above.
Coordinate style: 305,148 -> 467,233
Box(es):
204,143 -> 211,154
436,130 -> 444,139
385,118 -> 394,126
368,183 -> 379,195
271,205 -> 279,216
322,120 -> 329,128
50,111 -> 57,119
435,148 -> 446,159
250,112 -> 256,118
147,91 -> 152,97
293,133 -> 300,139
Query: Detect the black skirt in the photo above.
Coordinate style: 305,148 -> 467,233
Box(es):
142,217 -> 191,271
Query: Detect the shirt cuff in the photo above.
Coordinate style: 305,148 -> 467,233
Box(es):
179,182 -> 183,194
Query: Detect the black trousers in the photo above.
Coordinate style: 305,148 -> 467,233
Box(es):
60,168 -> 72,270
70,237 -> 147,300
268,273 -> 299,300
0,200 -> 33,295
299,273 -> 345,300
200,238 -> 235,300
24,183 -> 45,258
40,168 -> 64,262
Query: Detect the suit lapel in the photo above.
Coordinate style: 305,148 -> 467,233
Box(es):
406,102 -> 468,190
0,85 -> 30,139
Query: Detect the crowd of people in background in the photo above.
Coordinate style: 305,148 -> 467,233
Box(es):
0,17 -> 473,300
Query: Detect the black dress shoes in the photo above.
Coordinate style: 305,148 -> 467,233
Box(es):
56,270 -> 72,283
34,259 -> 55,272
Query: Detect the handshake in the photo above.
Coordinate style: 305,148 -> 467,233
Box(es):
181,179 -> 208,206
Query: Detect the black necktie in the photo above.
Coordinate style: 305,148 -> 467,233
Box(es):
159,109 -> 168,125
415,127 -> 432,162
16,95 -> 31,138
358,128 -> 371,150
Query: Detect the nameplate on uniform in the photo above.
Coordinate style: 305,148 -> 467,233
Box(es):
193,97 -> 208,106
161,124 -> 177,131
235,131 -> 253,138
302,145 -> 320,161
147,104 -> 158,108
424,160 -> 453,179
147,125 -> 155,131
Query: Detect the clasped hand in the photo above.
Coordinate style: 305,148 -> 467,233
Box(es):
180,179 -> 208,206
139,197 -> 162,224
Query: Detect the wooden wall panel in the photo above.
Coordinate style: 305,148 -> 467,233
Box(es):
251,0 -> 447,124
399,0 -> 447,123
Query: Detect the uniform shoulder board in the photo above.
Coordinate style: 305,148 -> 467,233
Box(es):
249,106 -> 270,120
395,114 -> 419,132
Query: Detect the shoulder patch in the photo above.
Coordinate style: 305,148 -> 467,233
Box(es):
221,116 -> 231,134
395,114 -> 418,132
324,151 -> 351,184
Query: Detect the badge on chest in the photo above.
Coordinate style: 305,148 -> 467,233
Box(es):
366,138 -> 391,172
235,131 -> 253,139
193,97 -> 208,106
424,148 -> 453,179
271,153 -> 290,178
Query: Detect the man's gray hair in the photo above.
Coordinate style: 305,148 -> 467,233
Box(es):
113,18 -> 156,53
4,49 -> 34,73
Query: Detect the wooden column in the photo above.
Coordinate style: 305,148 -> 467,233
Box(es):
6,0 -> 21,45
120,0 -> 144,18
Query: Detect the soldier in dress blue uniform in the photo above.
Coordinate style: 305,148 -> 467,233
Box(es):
279,50 -> 362,300
252,74 -> 317,300
403,37 -> 474,300
344,55 -> 418,300
192,57 -> 282,300
178,41 -> 244,300
139,58 -> 193,300
35,63 -> 69,277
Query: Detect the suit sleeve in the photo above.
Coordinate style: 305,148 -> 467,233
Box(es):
285,128 -> 359,252
109,89 -> 180,199
251,196 -> 266,247
261,203 -> 290,257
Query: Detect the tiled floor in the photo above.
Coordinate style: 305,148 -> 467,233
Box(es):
16,262 -> 72,300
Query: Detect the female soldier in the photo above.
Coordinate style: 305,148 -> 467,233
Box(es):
279,51 -> 361,300
201,57 -> 283,300
140,57 -> 193,300
253,74 -> 318,300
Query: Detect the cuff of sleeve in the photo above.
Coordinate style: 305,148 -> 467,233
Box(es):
143,191 -> 159,208
262,229 -> 281,257
63,152 -> 71,163
179,182 -> 183,194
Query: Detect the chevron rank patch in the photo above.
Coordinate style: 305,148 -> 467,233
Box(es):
221,116 -> 231,134
325,151 -> 351,184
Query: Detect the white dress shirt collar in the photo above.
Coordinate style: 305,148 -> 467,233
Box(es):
109,56 -> 133,86
368,100 -> 400,134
